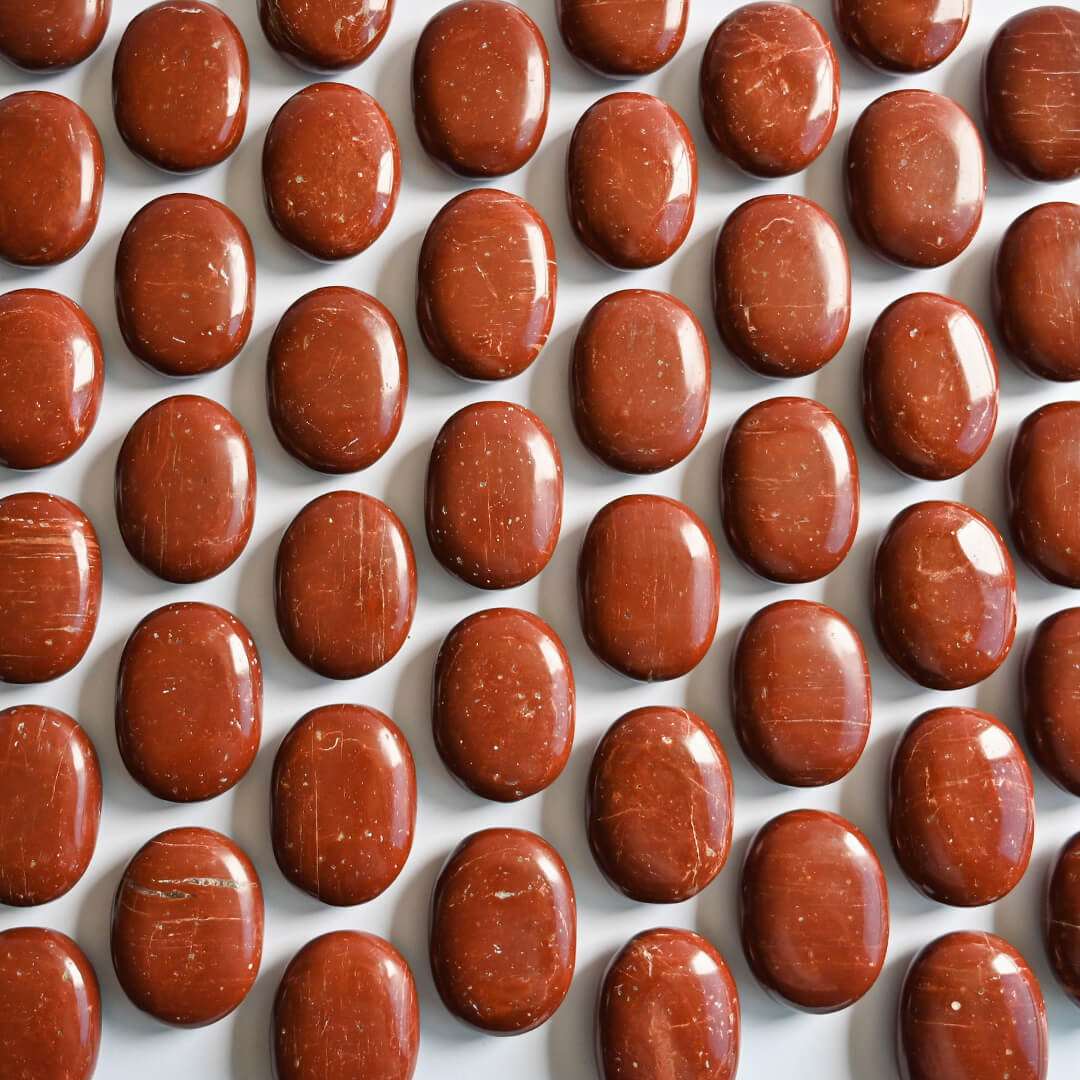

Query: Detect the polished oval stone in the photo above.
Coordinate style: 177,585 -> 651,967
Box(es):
0,91 -> 103,266
0,492 -> 101,684
874,500 -> 1016,690
433,607 -> 574,802
0,0 -> 109,70
557,0 -> 686,78
985,7 -> 1080,183
116,602 -> 261,802
587,706 -> 732,903
568,92 -> 696,270
741,809 -> 888,1012
863,293 -> 998,481
701,3 -> 838,178
275,491 -> 416,679
732,600 -> 870,788
0,289 -> 103,470
115,395 -> 256,583
846,89 -> 985,269
722,397 -> 858,584
713,195 -> 850,377
834,0 -> 970,73
0,705 -> 101,906
413,0 -> 549,178
1024,608 -> 1080,796
111,826 -> 263,1027
115,193 -> 255,376
426,401 -> 563,589
571,289 -> 709,474
259,0 -> 392,72
0,928 -> 100,1078
418,188 -> 556,380
994,202 -> 1080,382
272,704 -> 416,906
890,708 -> 1034,908
899,931 -> 1047,1080
1046,833 -> 1080,1008
598,927 -> 738,1080
113,0 -> 248,172
579,494 -> 720,681
264,82 -> 400,261
430,827 -> 575,1034
273,931 -> 419,1080
1010,403 -> 1080,585
267,286 -> 407,473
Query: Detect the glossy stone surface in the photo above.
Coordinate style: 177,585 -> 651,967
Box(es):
579,494 -> 720,681
115,395 -> 256,583
0,289 -> 103,470
275,491 -> 416,679
863,293 -> 998,481
834,0 -> 970,74
433,607 -> 574,802
113,1 -> 247,172
426,401 -> 563,589
272,705 -> 416,906
890,708 -> 1034,908
0,928 -> 100,1079
713,195 -> 850,378
556,0 -> 687,78
115,193 -> 255,376
0,91 -> 103,266
984,6 -> 1080,183
899,931 -> 1047,1080
413,0 -> 549,178
568,92 -> 696,270
259,0 -> 392,72
1024,608 -> 1080,795
0,706 -> 101,906
1010,403 -> 1080,585
701,4 -> 838,178
116,603 -> 261,802
111,826 -> 263,1027
418,189 -> 556,380
740,809 -> 888,1013
846,89 -> 985,268
588,706 -> 733,903
267,286 -> 407,473
732,600 -> 870,787
598,927 -> 739,1080
994,202 -> 1080,382
430,827 -> 575,1034
571,289 -> 709,473
273,931 -> 419,1080
0,492 -> 101,684
722,397 -> 858,583
0,0 -> 108,71
263,82 -> 400,261
874,501 -> 1016,690
1046,833 -> 1080,1008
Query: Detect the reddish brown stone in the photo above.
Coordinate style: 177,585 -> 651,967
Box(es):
0,0 -> 110,70
433,607 -> 574,802
587,706 -> 732,903
115,395 -> 256,584
273,931 -> 419,1080
834,0 -> 970,74
430,828 -> 575,1034
259,0 -> 392,72
1024,608 -> 1080,796
275,491 -> 416,679
272,705 -> 416,906
116,602 -> 261,802
556,0 -> 687,78
111,826 -> 263,1027
0,706 -> 101,906
1046,833 -> 1080,1008
741,809 -> 888,1012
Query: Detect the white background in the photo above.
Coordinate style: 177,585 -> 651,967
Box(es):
1,1 -> 1078,1076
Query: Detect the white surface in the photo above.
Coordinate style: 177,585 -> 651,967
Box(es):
1,1 -> 1078,1076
